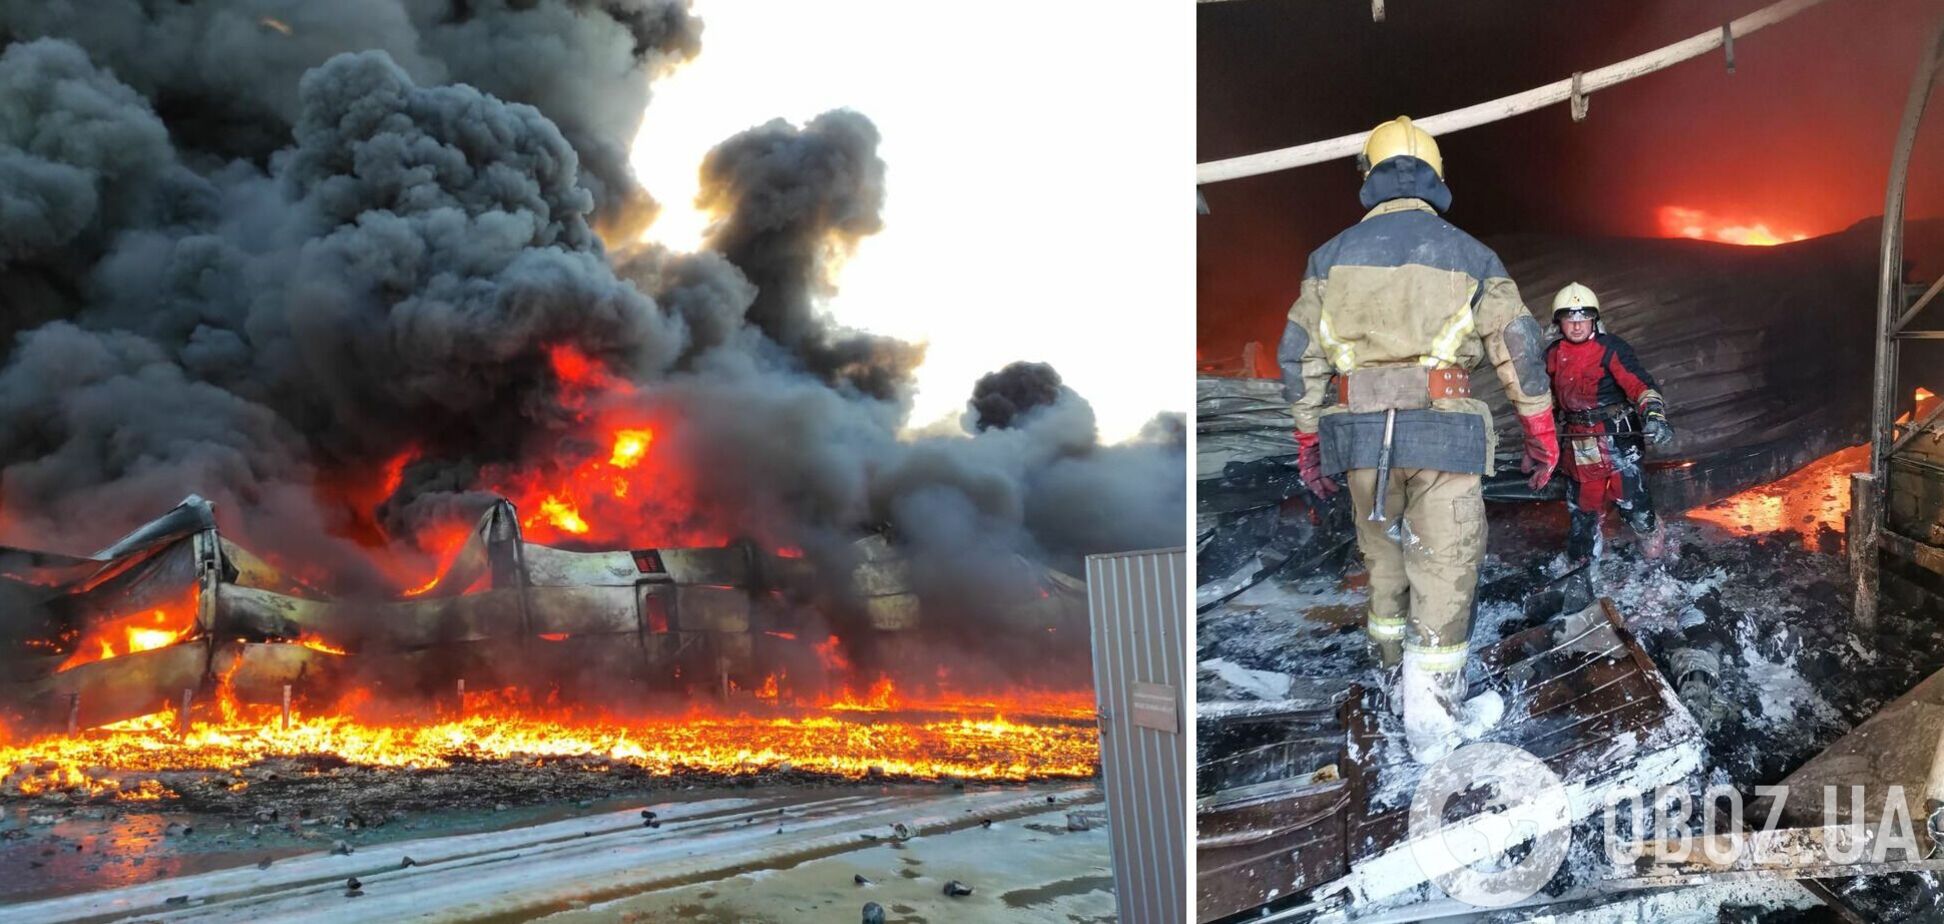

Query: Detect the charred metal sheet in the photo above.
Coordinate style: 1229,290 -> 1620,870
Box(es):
850,533 -> 922,629
212,584 -> 338,639
520,544 -> 642,587
852,557 -> 912,597
660,548 -> 752,586
23,644 -> 208,731
1336,599 -> 1703,907
1200,598 -> 1703,920
216,538 -> 314,596
219,642 -> 347,703
1621,825 -> 1936,884
864,595 -> 921,631
528,585 -> 646,636
92,496 -> 215,560
1199,776 -> 1350,920
1196,700 -> 1354,921
672,586 -> 750,633
1764,662 -> 1944,831
523,584 -> 638,640
217,584 -> 522,648
762,554 -> 816,591
418,514 -> 495,599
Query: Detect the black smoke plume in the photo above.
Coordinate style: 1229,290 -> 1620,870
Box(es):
0,2 -> 1183,686
967,361 -> 1069,431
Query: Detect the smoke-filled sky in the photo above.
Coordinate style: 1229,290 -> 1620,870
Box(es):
0,0 -> 1189,641
631,1 -> 1189,442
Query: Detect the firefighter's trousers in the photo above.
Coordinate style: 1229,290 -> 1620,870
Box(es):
1348,467 -> 1485,672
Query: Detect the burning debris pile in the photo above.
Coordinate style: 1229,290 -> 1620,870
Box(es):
0,494 -> 1100,807
0,2 -> 1182,803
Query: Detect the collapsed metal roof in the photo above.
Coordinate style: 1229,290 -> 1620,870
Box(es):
0,496 -> 1088,734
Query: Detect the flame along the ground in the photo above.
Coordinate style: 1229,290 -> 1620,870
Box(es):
0,679 -> 1100,802
1683,389 -> 1936,539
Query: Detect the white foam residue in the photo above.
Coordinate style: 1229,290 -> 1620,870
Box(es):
1738,642 -> 1840,730
1198,658 -> 1294,701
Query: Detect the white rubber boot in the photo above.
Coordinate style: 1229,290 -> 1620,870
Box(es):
1402,652 -> 1462,764
1459,688 -> 1505,738
1403,651 -> 1504,764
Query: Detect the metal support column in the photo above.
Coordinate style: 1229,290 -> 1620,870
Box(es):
1856,19 -> 1944,640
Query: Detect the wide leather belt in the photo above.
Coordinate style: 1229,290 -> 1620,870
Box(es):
1334,367 -> 1471,413
1564,403 -> 1635,427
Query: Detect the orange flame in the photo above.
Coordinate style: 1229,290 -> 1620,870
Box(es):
0,687 -> 1099,798
296,636 -> 349,656
813,635 -> 851,674
608,428 -> 653,469
527,495 -> 590,535
57,588 -> 201,672
1657,206 -> 1808,247
1687,444 -> 1866,538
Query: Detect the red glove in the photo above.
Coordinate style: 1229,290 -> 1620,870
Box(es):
1294,430 -> 1338,498
1519,411 -> 1560,490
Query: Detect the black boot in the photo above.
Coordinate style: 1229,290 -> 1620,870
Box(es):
1567,509 -> 1603,565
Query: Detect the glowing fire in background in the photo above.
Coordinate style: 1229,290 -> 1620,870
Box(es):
1657,206 -> 1809,247
481,347 -> 722,554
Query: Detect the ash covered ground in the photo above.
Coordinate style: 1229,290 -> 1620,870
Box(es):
1198,459 -> 1944,919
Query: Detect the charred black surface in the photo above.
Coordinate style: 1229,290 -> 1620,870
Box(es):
1198,495 -> 1944,915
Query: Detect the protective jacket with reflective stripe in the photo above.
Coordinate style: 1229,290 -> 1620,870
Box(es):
1279,158 -> 1553,475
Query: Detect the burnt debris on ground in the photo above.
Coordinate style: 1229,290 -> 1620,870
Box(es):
1197,485 -> 1944,919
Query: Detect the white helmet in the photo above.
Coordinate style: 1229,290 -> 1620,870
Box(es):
1552,282 -> 1600,323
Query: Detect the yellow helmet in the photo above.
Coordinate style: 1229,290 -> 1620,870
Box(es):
1552,282 -> 1600,322
1359,116 -> 1443,179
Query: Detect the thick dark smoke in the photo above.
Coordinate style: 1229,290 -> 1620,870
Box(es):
967,361 -> 1068,431
696,110 -> 922,399
0,3 -> 1183,680
0,1 -> 701,238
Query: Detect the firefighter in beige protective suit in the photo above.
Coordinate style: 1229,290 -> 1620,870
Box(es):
1279,117 -> 1559,764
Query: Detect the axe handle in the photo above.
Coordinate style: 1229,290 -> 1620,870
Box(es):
1369,409 -> 1396,522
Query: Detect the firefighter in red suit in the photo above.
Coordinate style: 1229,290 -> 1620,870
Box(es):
1544,283 -> 1673,564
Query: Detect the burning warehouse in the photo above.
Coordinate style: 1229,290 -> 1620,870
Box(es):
0,1 -> 1188,919
0,493 -> 1092,740
1198,0 -> 1944,922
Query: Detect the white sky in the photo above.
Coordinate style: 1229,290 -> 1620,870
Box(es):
629,1 -> 1191,442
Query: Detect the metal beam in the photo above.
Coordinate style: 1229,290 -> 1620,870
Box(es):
1197,0 -> 1834,184
1858,16 -> 1944,640
1894,274 -> 1944,332
1891,400 -> 1944,457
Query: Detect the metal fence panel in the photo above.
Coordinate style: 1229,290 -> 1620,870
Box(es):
1086,547 -> 1187,924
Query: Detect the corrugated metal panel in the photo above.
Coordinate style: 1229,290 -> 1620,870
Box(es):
1086,547 -> 1187,924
